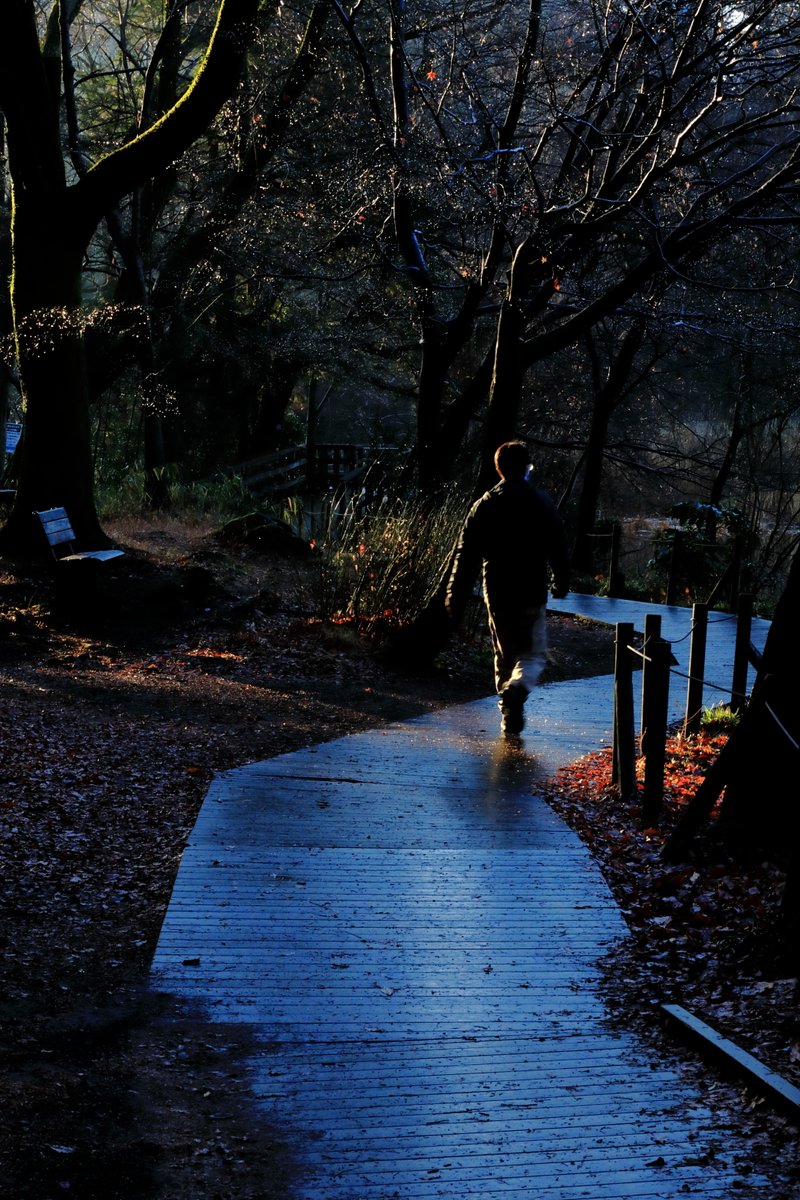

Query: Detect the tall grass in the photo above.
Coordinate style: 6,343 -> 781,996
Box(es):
97,466 -> 255,522
97,462 -> 470,633
700,702 -> 741,729
293,485 -> 469,632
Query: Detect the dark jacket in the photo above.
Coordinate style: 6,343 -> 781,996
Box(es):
446,478 -> 570,622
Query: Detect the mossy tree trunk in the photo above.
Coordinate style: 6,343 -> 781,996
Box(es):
0,0 -> 259,556
10,198 -> 99,545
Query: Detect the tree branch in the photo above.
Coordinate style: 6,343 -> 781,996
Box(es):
69,0 -> 260,234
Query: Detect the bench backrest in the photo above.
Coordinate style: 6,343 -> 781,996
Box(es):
36,507 -> 77,551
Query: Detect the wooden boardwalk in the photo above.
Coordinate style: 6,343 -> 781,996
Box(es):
151,599 -> 775,1198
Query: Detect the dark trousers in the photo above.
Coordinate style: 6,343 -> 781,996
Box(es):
485,598 -> 548,696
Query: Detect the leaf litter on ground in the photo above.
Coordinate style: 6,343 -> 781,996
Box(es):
2,524 -> 796,1193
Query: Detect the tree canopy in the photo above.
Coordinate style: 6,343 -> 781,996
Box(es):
2,0 -> 800,584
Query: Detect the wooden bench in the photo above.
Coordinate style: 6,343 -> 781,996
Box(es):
35,508 -> 125,565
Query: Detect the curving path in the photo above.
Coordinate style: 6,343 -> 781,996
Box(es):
151,596 -> 775,1198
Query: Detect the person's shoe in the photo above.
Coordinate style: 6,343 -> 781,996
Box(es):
500,684 -> 526,737
501,708 -> 524,736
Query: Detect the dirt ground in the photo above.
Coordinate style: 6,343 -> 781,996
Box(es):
2,516 -> 797,1198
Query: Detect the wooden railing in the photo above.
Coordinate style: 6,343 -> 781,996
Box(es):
228,443 -> 378,497
612,595 -> 764,823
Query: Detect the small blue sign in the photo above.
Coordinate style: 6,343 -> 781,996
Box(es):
5,423 -> 21,455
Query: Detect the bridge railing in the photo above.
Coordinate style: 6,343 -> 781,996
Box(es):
227,443 -> 384,498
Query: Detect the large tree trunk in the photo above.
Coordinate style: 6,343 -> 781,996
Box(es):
665,545 -> 800,859
0,0 -> 259,557
478,240 -> 553,490
572,321 -> 645,574
757,544 -> 800,688
386,0 -> 543,493
8,202 -> 102,547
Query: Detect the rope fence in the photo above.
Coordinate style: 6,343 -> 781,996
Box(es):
764,700 -> 800,754
612,595 -> 796,826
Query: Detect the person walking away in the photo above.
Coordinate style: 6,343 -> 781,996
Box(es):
445,441 -> 570,737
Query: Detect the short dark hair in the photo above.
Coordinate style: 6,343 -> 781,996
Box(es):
494,440 -> 530,480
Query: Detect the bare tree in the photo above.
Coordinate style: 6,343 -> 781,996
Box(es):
325,0 -> 800,492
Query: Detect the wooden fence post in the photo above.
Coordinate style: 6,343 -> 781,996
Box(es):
640,613 -> 662,739
729,534 -> 744,612
613,622 -> 637,799
641,636 -> 672,825
608,523 -> 623,598
684,603 -> 708,736
666,529 -> 684,606
731,593 -> 753,712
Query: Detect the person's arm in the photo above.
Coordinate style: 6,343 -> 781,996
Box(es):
445,503 -> 484,624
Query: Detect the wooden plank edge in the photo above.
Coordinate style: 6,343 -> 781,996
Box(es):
662,1002 -> 800,1120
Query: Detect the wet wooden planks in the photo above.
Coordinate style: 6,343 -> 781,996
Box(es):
156,845 -> 623,1035
152,685 -> 772,1198
249,1034 -> 744,1198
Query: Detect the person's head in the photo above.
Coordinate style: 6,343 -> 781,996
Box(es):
494,440 -> 530,481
